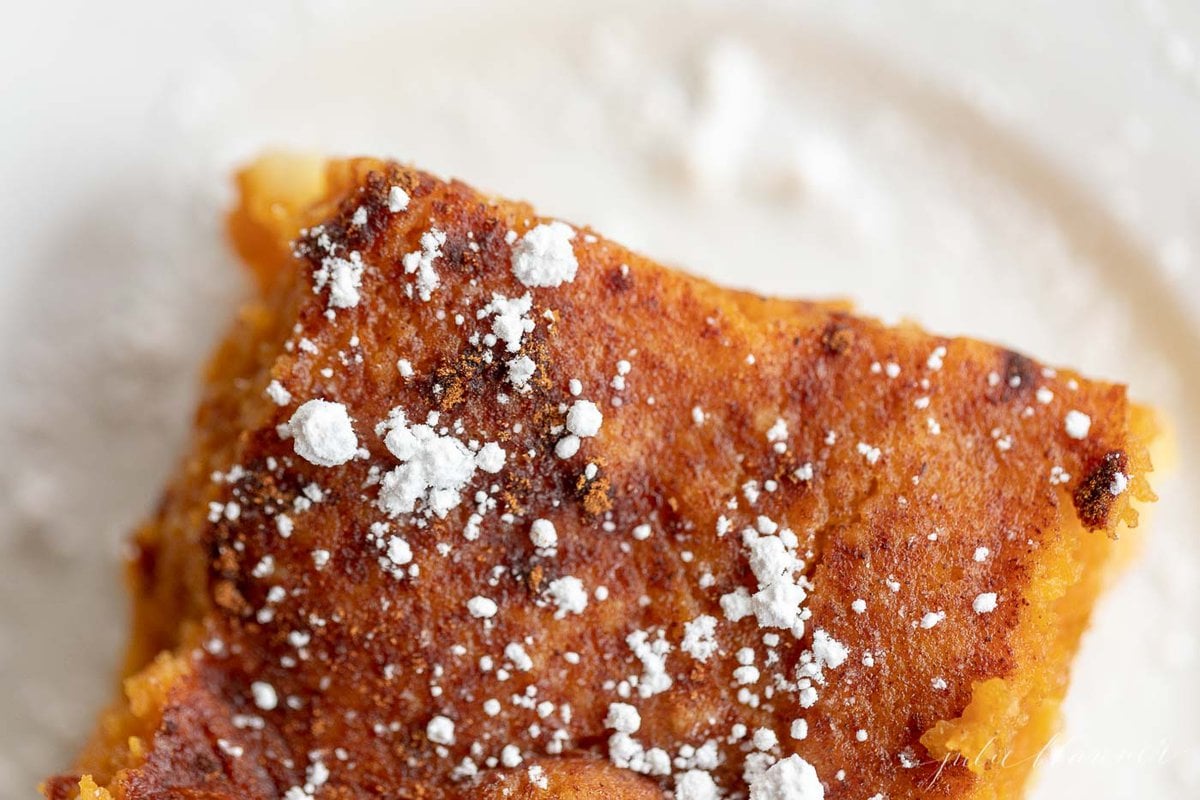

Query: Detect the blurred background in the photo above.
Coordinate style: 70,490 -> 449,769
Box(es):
1,1 -> 1197,797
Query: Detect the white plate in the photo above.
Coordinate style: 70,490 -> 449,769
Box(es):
1,1 -> 1196,797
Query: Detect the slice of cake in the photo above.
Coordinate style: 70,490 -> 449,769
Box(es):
43,156 -> 1155,800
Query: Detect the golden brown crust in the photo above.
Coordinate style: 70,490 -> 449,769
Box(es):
46,157 -> 1154,800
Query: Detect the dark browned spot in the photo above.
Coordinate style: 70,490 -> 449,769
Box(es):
434,347 -> 492,411
604,264 -> 633,294
40,775 -> 83,800
439,229 -> 486,274
442,212 -> 511,278
821,318 -> 854,355
133,536 -> 160,592
989,350 -> 1037,402
296,171 -> 390,258
700,313 -> 722,339
346,171 -> 395,251
293,168 -> 439,272
1073,450 -> 1128,532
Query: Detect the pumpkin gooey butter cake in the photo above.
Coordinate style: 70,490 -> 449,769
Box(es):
43,156 -> 1157,800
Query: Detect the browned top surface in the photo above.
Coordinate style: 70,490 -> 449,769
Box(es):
49,160 -> 1151,800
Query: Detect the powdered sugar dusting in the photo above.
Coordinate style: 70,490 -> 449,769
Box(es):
286,400 -> 358,467
511,222 -> 579,288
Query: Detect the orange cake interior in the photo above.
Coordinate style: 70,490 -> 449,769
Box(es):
43,156 -> 1156,800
